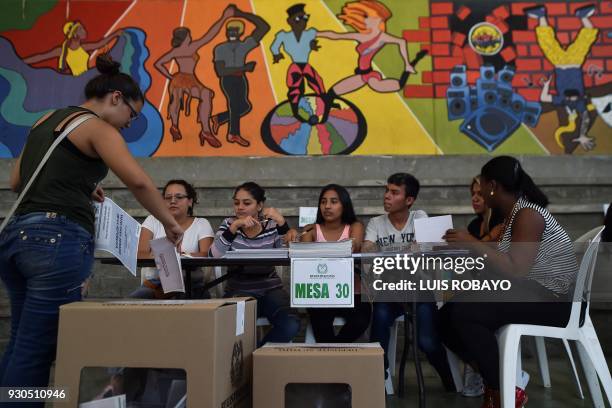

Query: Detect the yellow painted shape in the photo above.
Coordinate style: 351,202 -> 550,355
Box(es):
307,124 -> 324,154
254,0 -> 440,154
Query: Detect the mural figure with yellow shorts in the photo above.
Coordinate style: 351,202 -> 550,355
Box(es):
526,4 -> 599,153
155,6 -> 235,147
23,21 -> 123,76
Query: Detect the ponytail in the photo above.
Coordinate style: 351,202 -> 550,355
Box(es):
516,168 -> 549,208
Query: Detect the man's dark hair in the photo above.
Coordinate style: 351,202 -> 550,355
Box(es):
387,173 -> 420,199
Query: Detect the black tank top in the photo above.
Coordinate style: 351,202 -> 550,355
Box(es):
16,107 -> 108,235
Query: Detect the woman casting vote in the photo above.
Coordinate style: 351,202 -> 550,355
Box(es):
440,156 -> 577,408
0,55 -> 182,392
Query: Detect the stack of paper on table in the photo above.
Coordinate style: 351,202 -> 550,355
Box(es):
289,240 -> 353,258
223,248 -> 289,259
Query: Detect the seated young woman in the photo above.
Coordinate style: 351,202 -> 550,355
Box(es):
130,179 -> 214,299
300,184 -> 371,342
209,182 -> 300,344
467,175 -> 504,241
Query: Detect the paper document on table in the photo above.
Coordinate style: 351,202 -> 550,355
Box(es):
414,215 -> 453,243
298,206 -> 317,227
223,248 -> 288,259
289,240 -> 352,258
150,237 -> 184,294
94,198 -> 141,276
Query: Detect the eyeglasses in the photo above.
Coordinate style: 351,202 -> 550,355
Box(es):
294,14 -> 309,22
164,194 -> 189,201
121,95 -> 139,120
111,90 -> 139,121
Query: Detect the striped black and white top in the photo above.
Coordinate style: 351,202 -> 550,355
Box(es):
498,197 -> 578,295
209,217 -> 289,295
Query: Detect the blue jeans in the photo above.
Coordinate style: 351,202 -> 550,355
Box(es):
0,213 -> 94,394
369,302 -> 405,373
370,302 -> 453,388
225,288 -> 300,346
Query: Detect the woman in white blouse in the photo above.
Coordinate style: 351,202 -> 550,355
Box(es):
130,179 -> 214,299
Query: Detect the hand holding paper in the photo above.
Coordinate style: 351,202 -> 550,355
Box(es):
94,198 -> 141,276
150,237 -> 185,294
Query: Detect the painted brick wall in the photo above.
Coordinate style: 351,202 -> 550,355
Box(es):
404,1 -> 612,101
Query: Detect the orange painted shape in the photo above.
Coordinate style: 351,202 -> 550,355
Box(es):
153,0 -> 277,157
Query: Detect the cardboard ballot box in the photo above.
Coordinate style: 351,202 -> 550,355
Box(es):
253,343 -> 385,408
53,299 -> 256,408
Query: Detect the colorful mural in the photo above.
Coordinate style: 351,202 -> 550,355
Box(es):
0,0 -> 610,157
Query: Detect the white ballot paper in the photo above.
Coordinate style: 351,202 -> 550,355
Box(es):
94,198 -> 141,276
150,237 -> 185,294
298,206 -> 318,227
414,215 -> 453,243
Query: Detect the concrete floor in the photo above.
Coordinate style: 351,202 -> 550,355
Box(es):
386,357 -> 611,408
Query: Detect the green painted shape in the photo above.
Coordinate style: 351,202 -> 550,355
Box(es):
325,122 -> 348,154
0,67 -> 51,125
276,102 -> 293,117
120,40 -> 135,75
0,0 -> 58,31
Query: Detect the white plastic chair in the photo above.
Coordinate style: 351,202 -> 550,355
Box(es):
386,314 -> 404,395
497,226 -> 611,408
516,227 -> 605,398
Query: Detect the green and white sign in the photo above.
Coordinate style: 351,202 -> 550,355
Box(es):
290,257 -> 354,308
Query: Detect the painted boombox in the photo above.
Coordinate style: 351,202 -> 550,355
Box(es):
446,64 -> 542,151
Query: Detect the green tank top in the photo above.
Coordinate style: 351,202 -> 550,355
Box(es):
16,107 -> 109,235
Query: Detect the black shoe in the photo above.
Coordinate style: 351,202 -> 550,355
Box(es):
524,5 -> 547,19
575,4 -> 596,19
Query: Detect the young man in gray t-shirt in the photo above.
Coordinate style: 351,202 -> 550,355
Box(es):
365,173 -> 454,390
